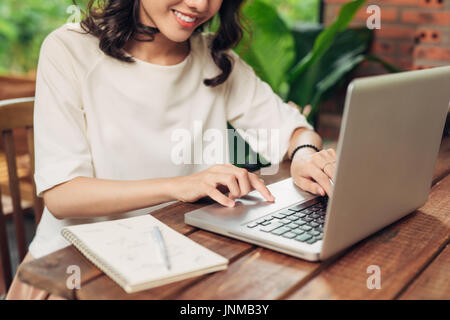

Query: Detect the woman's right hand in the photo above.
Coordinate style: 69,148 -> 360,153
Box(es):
173,164 -> 275,207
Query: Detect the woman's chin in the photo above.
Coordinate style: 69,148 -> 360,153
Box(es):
158,25 -> 194,43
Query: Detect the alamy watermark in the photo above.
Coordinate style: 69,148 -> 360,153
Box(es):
66,5 -> 82,24
366,5 -> 381,30
66,265 -> 81,290
170,121 -> 281,175
366,265 -> 381,289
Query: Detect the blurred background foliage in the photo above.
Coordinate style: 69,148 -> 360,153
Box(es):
0,0 -> 75,75
230,0 -> 373,167
271,0 -> 320,25
231,0 -> 398,167
235,0 -> 399,129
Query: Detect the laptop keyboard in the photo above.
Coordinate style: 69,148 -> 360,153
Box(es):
245,196 -> 328,245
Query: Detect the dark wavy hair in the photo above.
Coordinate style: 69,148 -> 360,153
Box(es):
77,0 -> 245,87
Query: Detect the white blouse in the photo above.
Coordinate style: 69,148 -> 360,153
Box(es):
29,23 -> 313,258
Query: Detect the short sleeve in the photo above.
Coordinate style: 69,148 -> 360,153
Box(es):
225,51 -> 314,164
33,32 -> 94,197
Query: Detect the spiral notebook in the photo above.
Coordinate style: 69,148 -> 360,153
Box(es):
61,215 -> 228,293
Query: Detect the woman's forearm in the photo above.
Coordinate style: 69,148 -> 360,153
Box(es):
43,128 -> 322,220
43,176 -> 180,219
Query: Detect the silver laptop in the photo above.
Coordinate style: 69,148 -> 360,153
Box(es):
185,66 -> 450,261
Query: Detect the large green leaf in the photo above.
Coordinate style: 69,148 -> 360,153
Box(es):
288,0 -> 366,83
291,23 -> 324,62
288,27 -> 371,108
234,0 -> 295,93
306,53 -> 365,122
286,0 -> 368,123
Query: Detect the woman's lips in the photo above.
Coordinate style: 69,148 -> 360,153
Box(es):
171,9 -> 200,29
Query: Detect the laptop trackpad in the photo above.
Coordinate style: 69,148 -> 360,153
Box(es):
186,178 -> 316,226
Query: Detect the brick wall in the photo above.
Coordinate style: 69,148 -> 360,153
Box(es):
318,0 -> 450,140
324,0 -> 450,69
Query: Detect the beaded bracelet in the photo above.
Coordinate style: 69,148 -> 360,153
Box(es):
290,144 -> 321,160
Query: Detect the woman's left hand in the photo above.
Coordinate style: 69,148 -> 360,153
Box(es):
290,148 -> 337,196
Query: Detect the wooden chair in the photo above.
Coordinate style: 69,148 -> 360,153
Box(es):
0,97 -> 44,291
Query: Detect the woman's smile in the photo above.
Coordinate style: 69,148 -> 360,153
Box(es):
171,9 -> 200,28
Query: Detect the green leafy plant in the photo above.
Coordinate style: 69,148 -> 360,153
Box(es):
287,0 -> 370,124
0,0 -> 78,75
228,0 -> 403,168
271,0 -> 320,25
235,0 -> 401,128
235,0 -> 296,95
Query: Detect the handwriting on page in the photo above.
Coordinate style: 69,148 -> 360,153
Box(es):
73,216 -> 210,284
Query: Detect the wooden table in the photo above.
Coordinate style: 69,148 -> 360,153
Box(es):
18,137 -> 450,300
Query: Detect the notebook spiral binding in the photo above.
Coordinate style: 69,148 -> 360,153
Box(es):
61,229 -> 129,290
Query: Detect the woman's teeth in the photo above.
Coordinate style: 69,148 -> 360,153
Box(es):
173,10 -> 197,23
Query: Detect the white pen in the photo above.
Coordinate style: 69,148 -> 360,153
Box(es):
152,226 -> 171,271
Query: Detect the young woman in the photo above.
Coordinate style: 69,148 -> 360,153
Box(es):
7,0 -> 336,299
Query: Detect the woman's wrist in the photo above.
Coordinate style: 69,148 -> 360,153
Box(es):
159,176 -> 185,202
291,147 -> 317,163
290,144 -> 320,160
288,128 -> 323,162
